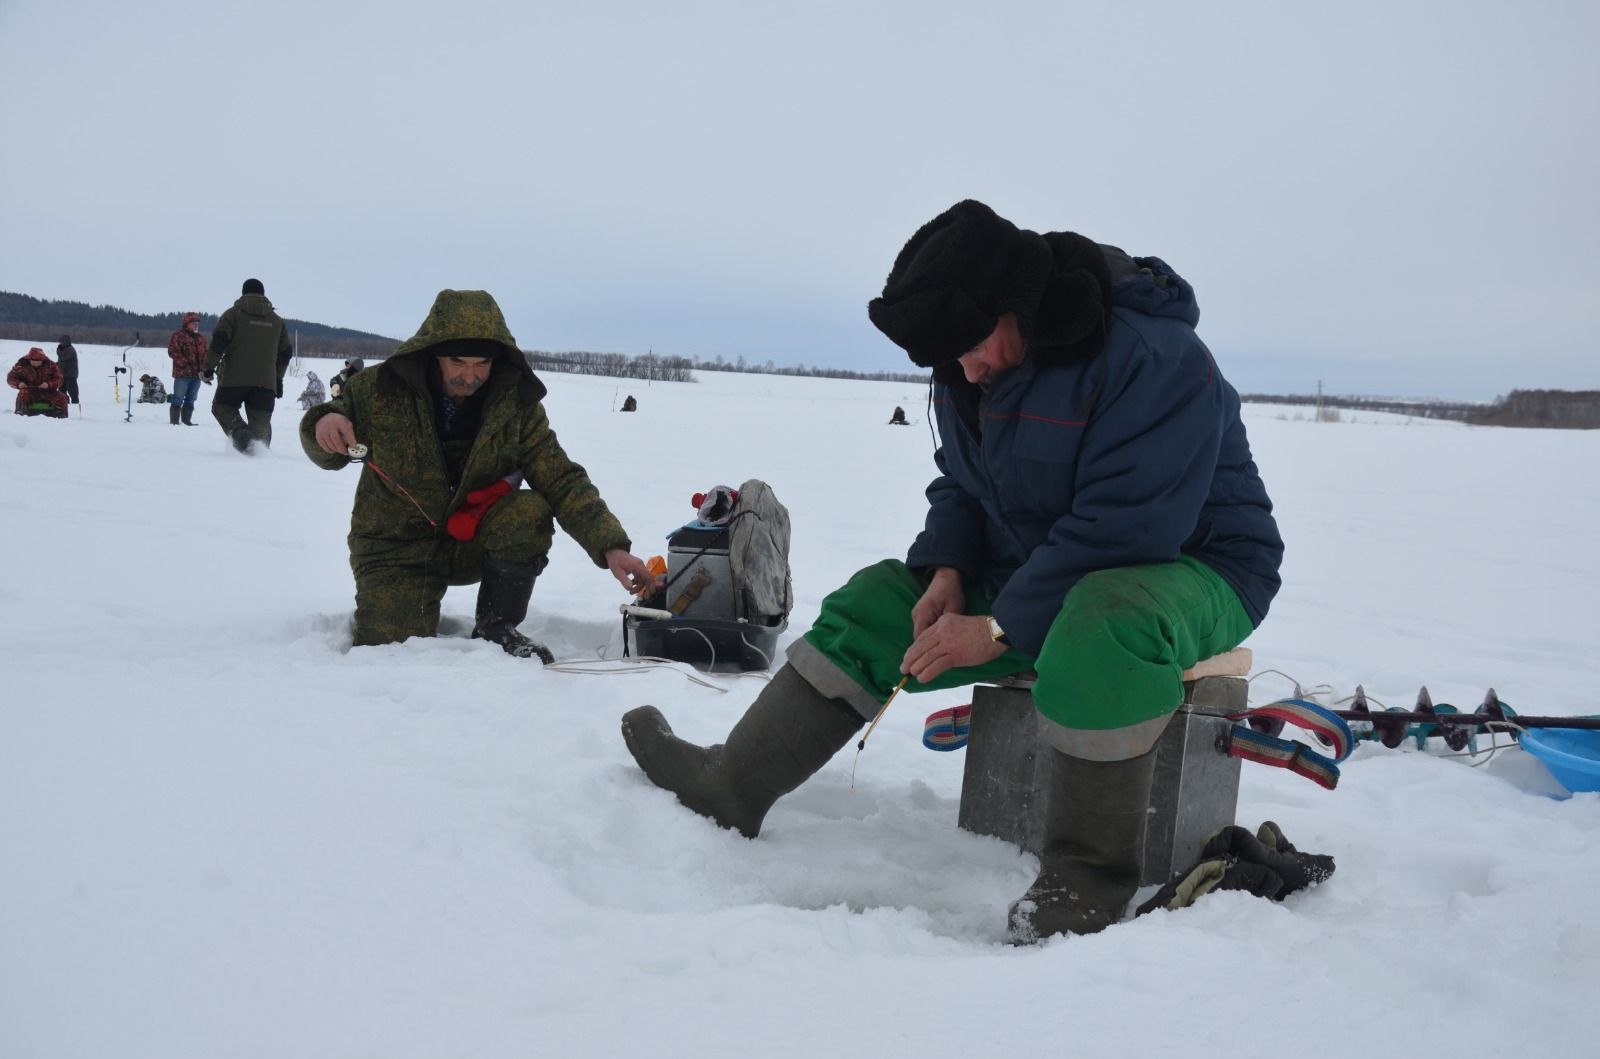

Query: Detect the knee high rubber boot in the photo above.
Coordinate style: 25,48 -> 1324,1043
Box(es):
214,403 -> 245,439
1008,744 -> 1159,942
471,556 -> 553,662
246,407 -> 273,448
620,664 -> 864,838
169,404 -> 181,425
181,404 -> 195,425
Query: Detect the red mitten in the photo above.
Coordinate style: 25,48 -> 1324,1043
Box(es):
447,478 -> 514,541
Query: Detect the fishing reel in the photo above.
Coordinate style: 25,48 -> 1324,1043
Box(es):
347,444 -> 369,460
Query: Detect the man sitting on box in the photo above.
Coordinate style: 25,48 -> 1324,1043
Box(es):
621,200 -> 1285,941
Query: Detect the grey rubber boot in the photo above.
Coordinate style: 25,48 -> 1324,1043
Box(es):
1008,744 -> 1159,942
620,663 -> 864,838
471,555 -> 553,663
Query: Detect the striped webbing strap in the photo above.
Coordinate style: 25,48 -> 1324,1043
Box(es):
1226,699 -> 1355,790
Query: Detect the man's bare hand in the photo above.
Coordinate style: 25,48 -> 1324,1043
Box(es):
315,413 -> 360,456
911,566 -> 966,637
901,613 -> 1006,684
606,548 -> 662,596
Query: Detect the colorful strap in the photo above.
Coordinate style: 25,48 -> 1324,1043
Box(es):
923,704 -> 973,751
1226,699 -> 1354,790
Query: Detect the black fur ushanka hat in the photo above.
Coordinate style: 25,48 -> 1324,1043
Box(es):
867,199 -> 1114,378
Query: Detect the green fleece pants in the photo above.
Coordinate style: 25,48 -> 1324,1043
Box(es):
799,557 -> 1255,731
350,490 -> 554,647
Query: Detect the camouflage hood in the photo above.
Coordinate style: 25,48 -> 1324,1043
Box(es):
384,289 -> 544,405
393,289 -> 524,359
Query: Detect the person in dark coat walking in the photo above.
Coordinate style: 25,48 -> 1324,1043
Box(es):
55,334 -> 79,405
202,278 -> 292,452
167,311 -> 209,425
621,199 -> 1285,942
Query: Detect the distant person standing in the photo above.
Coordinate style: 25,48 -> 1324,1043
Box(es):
166,311 -> 209,426
202,278 -> 292,453
55,334 -> 79,405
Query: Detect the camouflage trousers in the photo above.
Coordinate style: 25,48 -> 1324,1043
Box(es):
350,490 -> 554,647
15,388 -> 69,416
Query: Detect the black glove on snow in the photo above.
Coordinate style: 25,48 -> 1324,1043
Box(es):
1136,820 -> 1336,917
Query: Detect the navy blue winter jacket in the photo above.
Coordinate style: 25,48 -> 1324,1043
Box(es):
905,252 -> 1283,657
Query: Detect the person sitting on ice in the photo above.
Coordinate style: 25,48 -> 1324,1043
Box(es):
621,199 -> 1291,943
137,373 -> 169,404
300,289 -> 659,661
888,404 -> 908,425
297,370 -> 326,410
8,347 -> 70,418
328,358 -> 364,398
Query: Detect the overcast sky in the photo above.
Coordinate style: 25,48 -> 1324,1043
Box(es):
3,0 -> 1596,399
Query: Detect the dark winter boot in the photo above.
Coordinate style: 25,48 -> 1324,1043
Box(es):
181,405 -> 195,425
620,664 -> 864,838
169,404 -> 181,425
1008,744 -> 1159,942
230,426 -> 255,453
471,556 -> 553,662
245,408 -> 273,448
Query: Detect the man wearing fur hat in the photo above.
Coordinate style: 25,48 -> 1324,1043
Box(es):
300,289 -> 657,661
622,200 -> 1284,942
203,278 -> 292,452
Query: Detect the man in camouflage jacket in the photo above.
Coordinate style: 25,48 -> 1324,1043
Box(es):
300,289 -> 657,660
203,278 -> 292,452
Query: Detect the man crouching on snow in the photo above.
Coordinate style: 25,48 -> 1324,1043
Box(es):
300,289 -> 656,661
621,201 -> 1285,941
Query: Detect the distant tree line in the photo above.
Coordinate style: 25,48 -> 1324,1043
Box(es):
525,350 -> 695,382
0,291 -> 399,360
1242,390 -> 1600,429
687,351 -> 930,384
1465,389 -> 1600,429
1240,392 -> 1482,421
522,349 -> 931,385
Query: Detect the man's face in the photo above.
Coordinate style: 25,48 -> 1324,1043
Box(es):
437,355 -> 493,399
956,313 -> 1025,387
184,319 -> 198,332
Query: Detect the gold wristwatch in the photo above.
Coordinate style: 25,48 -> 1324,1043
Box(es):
987,616 -> 1010,646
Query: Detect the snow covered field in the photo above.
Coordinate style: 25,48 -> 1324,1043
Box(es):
3,340 -> 1598,1059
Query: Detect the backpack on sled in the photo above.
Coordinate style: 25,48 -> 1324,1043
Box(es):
624,478 -> 792,672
